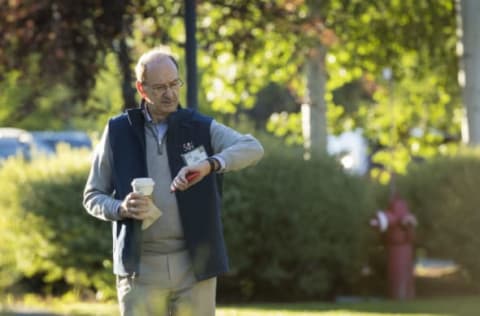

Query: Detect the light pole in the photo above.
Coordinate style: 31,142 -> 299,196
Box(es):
184,0 -> 198,110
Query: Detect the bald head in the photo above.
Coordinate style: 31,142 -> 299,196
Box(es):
135,49 -> 182,122
135,49 -> 179,83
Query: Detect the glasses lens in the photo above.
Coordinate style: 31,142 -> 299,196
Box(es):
147,79 -> 183,93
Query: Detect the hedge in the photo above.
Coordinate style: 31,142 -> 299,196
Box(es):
220,144 -> 376,301
396,149 -> 480,288
0,147 -> 114,299
0,144 -> 376,301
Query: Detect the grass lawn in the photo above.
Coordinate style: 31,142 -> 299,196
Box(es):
219,296 -> 480,315
1,296 -> 480,316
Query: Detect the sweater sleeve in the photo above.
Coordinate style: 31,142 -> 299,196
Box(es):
209,120 -> 264,172
83,124 -> 123,221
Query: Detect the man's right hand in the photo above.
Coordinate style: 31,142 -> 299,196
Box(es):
119,192 -> 150,220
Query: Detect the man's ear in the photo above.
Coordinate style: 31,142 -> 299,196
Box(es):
136,81 -> 147,98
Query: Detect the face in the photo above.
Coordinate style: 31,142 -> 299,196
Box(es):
137,57 -> 181,122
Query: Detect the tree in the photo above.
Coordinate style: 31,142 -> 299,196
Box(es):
458,0 -> 480,145
303,45 -> 328,158
264,0 -> 461,180
1,0 -> 465,173
0,0 -> 134,128
0,0 -> 132,98
324,0 -> 461,180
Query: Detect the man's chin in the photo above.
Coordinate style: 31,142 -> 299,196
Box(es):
162,103 -> 177,109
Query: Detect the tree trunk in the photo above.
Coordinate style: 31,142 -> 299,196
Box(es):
117,36 -> 137,110
459,0 -> 480,145
302,45 -> 328,159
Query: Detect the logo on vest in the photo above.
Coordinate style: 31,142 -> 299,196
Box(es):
182,141 -> 195,152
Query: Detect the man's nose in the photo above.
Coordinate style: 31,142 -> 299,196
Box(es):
163,86 -> 175,97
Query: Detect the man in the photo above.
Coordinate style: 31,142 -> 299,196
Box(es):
83,48 -> 264,315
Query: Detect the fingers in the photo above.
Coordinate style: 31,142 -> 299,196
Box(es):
175,175 -> 189,188
121,193 -> 150,219
170,167 -> 205,192
170,172 -> 199,192
170,167 -> 189,192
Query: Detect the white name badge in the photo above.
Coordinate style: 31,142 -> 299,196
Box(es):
181,145 -> 208,166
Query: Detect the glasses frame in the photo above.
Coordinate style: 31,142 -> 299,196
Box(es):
143,78 -> 184,95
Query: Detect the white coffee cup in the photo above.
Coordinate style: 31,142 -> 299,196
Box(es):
131,177 -> 155,196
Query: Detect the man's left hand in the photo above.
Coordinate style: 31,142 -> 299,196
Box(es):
170,160 -> 211,192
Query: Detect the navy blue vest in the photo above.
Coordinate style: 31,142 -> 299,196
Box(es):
108,107 -> 228,280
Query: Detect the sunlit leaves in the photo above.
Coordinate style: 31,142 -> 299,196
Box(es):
196,0 -> 459,180
76,53 -> 124,131
357,63 -> 462,182
195,4 -> 303,113
267,112 -> 303,145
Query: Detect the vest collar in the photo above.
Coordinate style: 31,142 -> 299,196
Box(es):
133,98 -> 192,127
126,100 -> 196,140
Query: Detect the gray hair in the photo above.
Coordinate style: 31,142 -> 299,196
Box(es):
135,48 -> 179,83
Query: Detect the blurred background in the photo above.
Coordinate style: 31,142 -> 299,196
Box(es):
1,0 -> 480,314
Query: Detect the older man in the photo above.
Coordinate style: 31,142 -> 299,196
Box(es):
83,48 -> 264,315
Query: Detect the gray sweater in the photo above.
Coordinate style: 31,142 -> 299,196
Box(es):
83,119 -> 264,254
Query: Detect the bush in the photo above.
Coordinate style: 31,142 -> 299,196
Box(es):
220,143 -> 376,301
396,149 -> 480,288
0,147 -> 114,300
0,140 -> 377,302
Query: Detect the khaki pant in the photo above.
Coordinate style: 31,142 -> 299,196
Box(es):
116,250 -> 216,316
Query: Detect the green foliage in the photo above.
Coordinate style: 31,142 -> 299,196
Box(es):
0,135 -> 377,301
0,136 -> 378,301
360,69 -> 461,183
221,142 -> 375,300
0,148 -> 114,300
0,0 -> 130,101
0,71 -> 27,125
75,53 -> 125,131
1,0 -> 464,153
195,1 -> 306,114
325,1 -> 460,181
132,1 -> 308,115
266,112 -> 303,146
321,0 -> 458,88
248,83 -> 298,129
396,148 -> 480,286
0,58 -> 78,130
265,1 -> 461,183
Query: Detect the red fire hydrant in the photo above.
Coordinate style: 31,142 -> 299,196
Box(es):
370,195 -> 417,300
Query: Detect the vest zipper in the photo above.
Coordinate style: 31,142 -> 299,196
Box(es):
146,124 -> 163,155
158,133 -> 167,155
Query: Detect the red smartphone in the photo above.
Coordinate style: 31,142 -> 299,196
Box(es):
171,171 -> 200,193
186,171 -> 200,182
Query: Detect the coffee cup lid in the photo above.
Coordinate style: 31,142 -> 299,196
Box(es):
131,177 -> 155,187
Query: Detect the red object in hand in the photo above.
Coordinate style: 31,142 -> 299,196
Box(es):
170,171 -> 200,193
186,171 -> 200,182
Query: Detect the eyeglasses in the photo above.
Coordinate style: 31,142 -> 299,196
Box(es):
144,78 -> 184,94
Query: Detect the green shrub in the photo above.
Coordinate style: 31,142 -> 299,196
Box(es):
220,143 -> 376,301
0,148 -> 114,300
0,140 -> 377,301
396,149 -> 480,287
